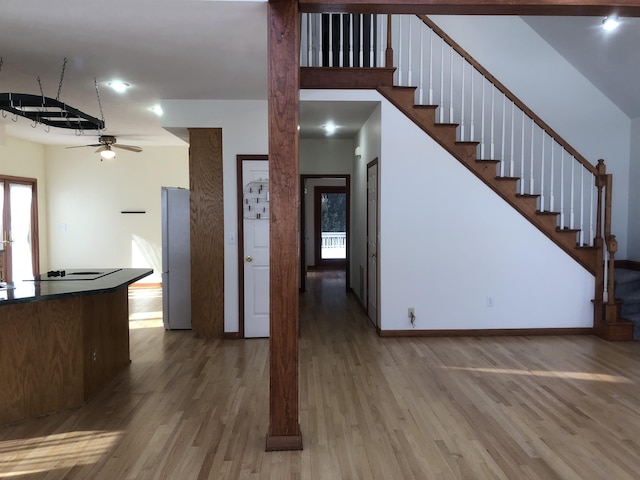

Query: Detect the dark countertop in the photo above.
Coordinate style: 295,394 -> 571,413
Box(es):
0,268 -> 153,305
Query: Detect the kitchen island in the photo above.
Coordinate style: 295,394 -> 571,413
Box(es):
0,268 -> 152,426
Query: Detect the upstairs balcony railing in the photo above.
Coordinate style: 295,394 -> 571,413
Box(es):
301,13 -> 618,324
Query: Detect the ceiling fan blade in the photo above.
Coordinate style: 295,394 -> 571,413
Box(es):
66,144 -> 102,149
113,144 -> 143,153
94,146 -> 108,153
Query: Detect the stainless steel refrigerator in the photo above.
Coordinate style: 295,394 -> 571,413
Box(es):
161,187 -> 191,330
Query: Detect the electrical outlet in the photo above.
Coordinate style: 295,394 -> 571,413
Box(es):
91,349 -> 97,366
486,297 -> 495,307
408,307 -> 415,318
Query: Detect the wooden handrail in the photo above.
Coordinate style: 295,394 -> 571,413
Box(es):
418,15 -> 598,176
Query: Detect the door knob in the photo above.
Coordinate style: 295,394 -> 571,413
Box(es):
246,256 -> 253,262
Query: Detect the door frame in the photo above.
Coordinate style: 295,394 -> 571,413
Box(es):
299,174 -> 350,293
366,159 -> 379,328
0,175 -> 40,281
236,154 -> 269,339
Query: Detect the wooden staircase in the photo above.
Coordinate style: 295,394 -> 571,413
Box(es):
301,64 -> 599,274
377,84 -> 597,274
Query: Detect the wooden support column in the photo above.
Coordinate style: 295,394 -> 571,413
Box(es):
189,128 -> 224,338
266,0 -> 303,451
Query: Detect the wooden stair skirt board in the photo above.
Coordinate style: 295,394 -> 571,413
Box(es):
377,327 -> 594,337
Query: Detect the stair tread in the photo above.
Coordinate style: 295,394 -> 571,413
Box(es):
536,210 -> 559,216
477,159 -> 500,164
414,105 -> 438,110
516,193 -> 540,198
615,268 -> 640,285
496,176 -> 520,181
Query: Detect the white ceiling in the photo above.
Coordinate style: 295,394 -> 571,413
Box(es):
0,1 -> 637,149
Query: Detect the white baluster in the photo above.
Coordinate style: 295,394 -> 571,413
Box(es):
480,80 -> 485,158
318,15 -> 323,66
378,15 -> 385,68
520,110 -> 525,195
540,131 -> 545,212
500,94 -> 506,177
460,60 -> 465,140
509,102 -> 515,177
350,14 -> 355,67
419,23 -> 424,104
579,167 -> 585,246
359,14 -> 364,67
339,14 -> 344,67
560,149 -> 565,227
470,68 -> 475,140
439,39 -> 444,123
529,119 -> 534,195
549,142 -> 555,213
397,16 -> 403,85
589,176 -> 595,246
428,29 -> 434,105
407,17 -> 413,86
449,48 -> 454,123
328,14 -> 333,67
490,87 -> 495,159
570,155 -> 575,229
370,15 -> 375,67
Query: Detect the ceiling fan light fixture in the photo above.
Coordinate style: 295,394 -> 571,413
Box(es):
602,16 -> 620,31
100,146 -> 116,160
107,81 -> 130,93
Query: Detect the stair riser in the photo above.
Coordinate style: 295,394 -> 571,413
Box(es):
621,301 -> 640,316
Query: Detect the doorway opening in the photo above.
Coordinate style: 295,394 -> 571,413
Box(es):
0,176 -> 39,282
300,175 -> 350,293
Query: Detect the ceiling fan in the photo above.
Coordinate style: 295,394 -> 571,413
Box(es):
68,135 -> 143,160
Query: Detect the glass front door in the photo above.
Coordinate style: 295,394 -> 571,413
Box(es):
0,177 -> 39,282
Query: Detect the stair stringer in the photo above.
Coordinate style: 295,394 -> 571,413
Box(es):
377,84 -> 597,275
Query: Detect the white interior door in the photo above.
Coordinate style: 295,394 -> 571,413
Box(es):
367,161 -> 379,327
242,160 -> 270,338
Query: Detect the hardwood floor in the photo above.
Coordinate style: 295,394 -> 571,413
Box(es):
1,273 -> 640,479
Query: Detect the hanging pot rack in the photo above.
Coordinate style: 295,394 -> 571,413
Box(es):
0,57 -> 106,131
0,93 -> 105,131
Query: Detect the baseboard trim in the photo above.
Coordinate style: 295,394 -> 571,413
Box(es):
615,260 -> 640,271
377,327 -> 594,338
223,332 -> 242,340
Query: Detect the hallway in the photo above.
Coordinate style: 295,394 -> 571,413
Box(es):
1,273 -> 640,478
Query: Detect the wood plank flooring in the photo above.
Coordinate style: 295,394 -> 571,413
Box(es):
1,273 -> 640,479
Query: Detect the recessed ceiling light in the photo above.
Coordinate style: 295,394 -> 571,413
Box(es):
149,105 -> 163,116
602,16 -> 620,31
107,81 -> 130,93
323,122 -> 337,135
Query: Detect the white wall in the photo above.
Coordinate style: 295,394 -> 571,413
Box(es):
379,93 -> 594,330
0,133 -> 49,273
300,139 -> 353,175
162,99 -> 268,333
629,118 -> 640,261
302,89 -> 595,331
352,106 -> 381,304
430,15 -> 632,258
45,145 -> 188,283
